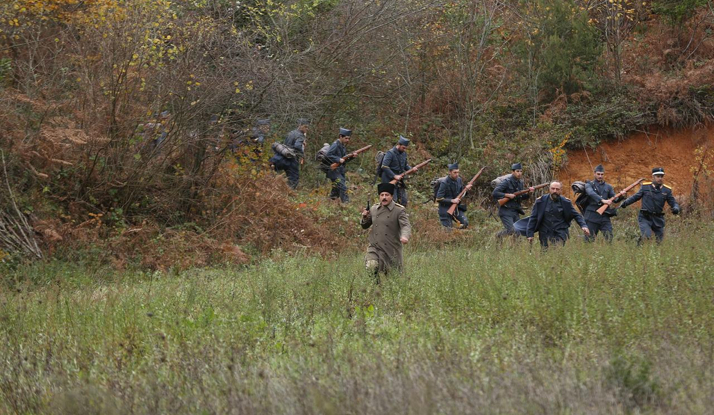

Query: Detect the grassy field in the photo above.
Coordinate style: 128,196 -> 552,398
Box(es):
1,223 -> 713,414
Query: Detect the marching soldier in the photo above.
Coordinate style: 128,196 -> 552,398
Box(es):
361,182 -> 412,282
270,118 -> 309,189
492,163 -> 534,238
583,164 -> 621,241
435,162 -> 472,229
380,136 -> 413,207
619,167 -> 680,243
323,127 -> 352,203
250,118 -> 271,144
526,181 -> 590,248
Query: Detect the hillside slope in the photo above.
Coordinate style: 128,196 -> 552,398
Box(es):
559,124 -> 714,205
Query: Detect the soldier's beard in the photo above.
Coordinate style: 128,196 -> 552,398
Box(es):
550,194 -> 561,201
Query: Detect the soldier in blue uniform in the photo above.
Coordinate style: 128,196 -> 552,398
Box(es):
583,164 -> 621,242
270,118 -> 309,189
380,136 -> 413,207
323,127 -> 352,203
526,181 -> 590,248
620,167 -> 680,243
492,163 -> 534,238
250,118 -> 270,144
435,162 -> 472,229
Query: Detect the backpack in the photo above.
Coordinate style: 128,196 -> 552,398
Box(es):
571,181 -> 589,213
430,176 -> 447,202
315,143 -> 330,162
490,173 -> 512,189
271,142 -> 296,159
374,150 -> 386,180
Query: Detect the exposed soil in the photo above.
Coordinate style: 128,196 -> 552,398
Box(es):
559,124 -> 714,203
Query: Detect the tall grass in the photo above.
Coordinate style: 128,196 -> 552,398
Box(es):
1,225 -> 713,414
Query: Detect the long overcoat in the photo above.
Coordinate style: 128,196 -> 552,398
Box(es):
360,200 -> 412,273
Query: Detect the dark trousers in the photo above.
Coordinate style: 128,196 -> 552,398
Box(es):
638,212 -> 665,243
497,208 -> 520,238
393,186 -> 408,207
438,209 -> 468,229
585,219 -> 613,242
327,170 -> 349,203
538,230 -> 569,248
274,158 -> 299,189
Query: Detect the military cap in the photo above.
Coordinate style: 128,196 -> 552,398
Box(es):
377,182 -> 395,195
398,136 -> 410,146
256,119 -> 270,126
448,162 -> 459,171
594,164 -> 605,172
652,167 -> 665,175
511,162 -> 522,170
297,118 -> 310,126
339,127 -> 352,136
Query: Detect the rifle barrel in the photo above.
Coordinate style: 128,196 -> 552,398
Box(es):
389,158 -> 432,184
330,145 -> 373,170
447,166 -> 486,216
497,182 -> 548,207
596,178 -> 644,215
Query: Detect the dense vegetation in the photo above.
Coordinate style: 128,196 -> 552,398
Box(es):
2,219 -> 713,413
1,0 -> 713,262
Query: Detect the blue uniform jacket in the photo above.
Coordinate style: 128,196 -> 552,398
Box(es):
436,176 -> 466,214
620,182 -> 679,214
526,195 -> 587,238
492,175 -> 529,210
584,180 -> 619,221
324,139 -> 347,174
284,129 -> 306,157
380,147 -> 411,182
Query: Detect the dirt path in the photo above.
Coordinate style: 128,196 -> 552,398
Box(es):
558,124 -> 714,201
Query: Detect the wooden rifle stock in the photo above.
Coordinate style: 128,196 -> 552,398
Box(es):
596,178 -> 644,215
330,145 -> 372,170
446,166 -> 486,216
389,158 -> 432,184
497,182 -> 549,207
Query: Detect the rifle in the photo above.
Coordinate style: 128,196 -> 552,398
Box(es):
389,158 -> 432,184
330,145 -> 373,170
497,182 -> 549,207
446,166 -> 486,217
596,178 -> 644,215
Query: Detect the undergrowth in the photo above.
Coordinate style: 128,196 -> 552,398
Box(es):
1,221 -> 712,414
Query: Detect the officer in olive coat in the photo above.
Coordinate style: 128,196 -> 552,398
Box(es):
436,162 -> 472,229
323,127 -> 352,203
583,164 -> 622,241
361,182 -> 412,281
620,167 -> 680,243
380,136 -> 413,207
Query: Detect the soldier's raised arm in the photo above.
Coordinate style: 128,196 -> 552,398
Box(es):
620,184 -> 645,208
361,207 -> 373,229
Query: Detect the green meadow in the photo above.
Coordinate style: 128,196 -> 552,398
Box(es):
2,224 -> 713,414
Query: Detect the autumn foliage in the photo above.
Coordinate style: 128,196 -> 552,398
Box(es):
1,0 -> 713,265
